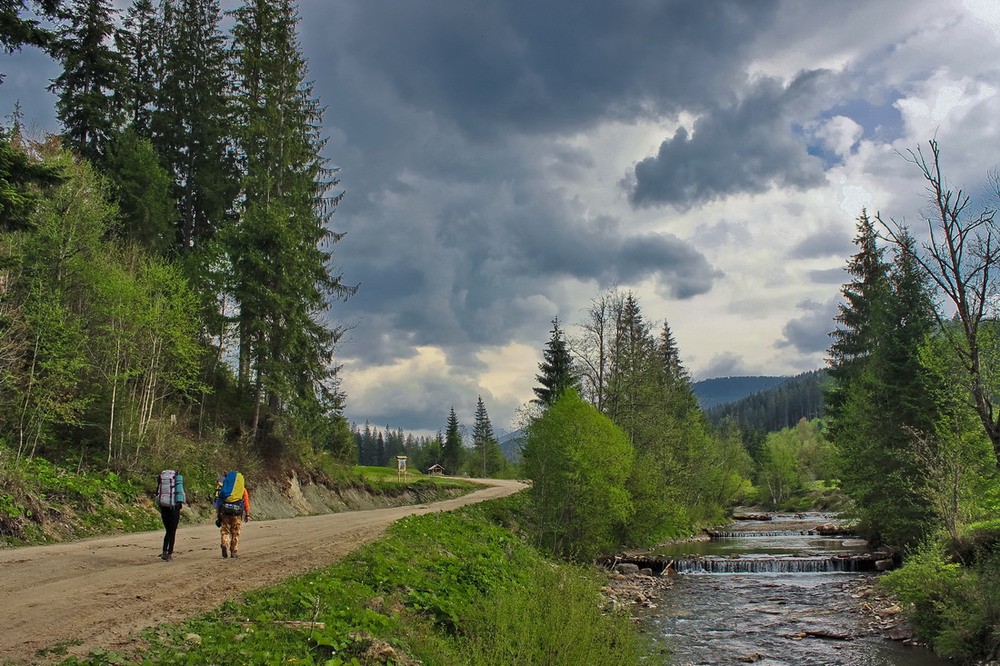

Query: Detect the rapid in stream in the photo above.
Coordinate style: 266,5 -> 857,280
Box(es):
636,513 -> 950,665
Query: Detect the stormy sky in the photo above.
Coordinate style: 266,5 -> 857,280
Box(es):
4,0 -> 1000,437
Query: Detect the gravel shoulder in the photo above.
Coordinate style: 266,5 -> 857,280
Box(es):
0,478 -> 526,664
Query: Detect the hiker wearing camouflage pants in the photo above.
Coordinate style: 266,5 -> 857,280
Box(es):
219,512 -> 244,557
214,472 -> 251,559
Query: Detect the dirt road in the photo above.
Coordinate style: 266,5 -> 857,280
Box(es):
0,478 -> 526,664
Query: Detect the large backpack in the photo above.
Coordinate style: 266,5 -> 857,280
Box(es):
217,471 -> 245,503
217,471 -> 246,516
158,470 -> 177,508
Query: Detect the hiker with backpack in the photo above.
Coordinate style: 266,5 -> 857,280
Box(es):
214,471 -> 250,559
156,470 -> 186,561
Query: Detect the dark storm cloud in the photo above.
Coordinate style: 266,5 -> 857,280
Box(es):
339,186 -> 722,369
626,70 -> 840,208
512,212 -> 721,298
287,0 -> 790,383
326,0 -> 782,137
775,298 -> 839,354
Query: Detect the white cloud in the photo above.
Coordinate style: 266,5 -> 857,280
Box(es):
813,115 -> 863,158
964,0 -> 1000,39
895,70 -> 999,139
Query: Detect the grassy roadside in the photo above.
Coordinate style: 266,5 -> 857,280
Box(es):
57,492 -> 654,666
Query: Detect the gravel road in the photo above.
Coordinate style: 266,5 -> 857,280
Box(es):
0,478 -> 526,664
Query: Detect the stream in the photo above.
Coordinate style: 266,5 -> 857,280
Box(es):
634,512 -> 949,665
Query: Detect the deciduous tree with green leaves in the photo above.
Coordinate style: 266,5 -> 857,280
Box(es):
522,389 -> 634,560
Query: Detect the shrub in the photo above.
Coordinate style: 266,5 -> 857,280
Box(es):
882,540 -> 1000,662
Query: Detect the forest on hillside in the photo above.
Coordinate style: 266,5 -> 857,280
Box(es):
704,370 -> 826,434
692,375 -> 786,408
0,0 -> 357,477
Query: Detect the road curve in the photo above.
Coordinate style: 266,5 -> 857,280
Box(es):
0,478 -> 527,664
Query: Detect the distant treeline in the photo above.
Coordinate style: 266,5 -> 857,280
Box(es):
704,370 -> 827,434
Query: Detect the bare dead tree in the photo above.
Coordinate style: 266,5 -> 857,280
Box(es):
569,287 -> 625,412
878,139 -> 1000,467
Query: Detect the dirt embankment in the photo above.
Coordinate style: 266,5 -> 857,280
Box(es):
0,478 -> 527,665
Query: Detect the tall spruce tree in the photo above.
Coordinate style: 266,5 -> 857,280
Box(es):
114,0 -> 160,135
227,0 -> 355,439
443,407 -> 462,474
152,0 -> 235,251
100,126 -> 177,254
471,395 -> 502,477
826,210 -> 890,434
604,293 -> 654,428
533,318 -> 578,406
827,217 -> 939,549
49,0 -> 125,162
657,322 -> 685,383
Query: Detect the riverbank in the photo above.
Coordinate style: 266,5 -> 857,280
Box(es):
600,511 -> 945,665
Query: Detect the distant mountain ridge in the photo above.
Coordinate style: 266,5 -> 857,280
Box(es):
497,430 -> 524,463
701,370 -> 828,433
691,376 -> 788,409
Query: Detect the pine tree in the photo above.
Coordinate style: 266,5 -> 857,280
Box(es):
826,210 -> 891,440
657,322 -> 685,383
604,292 -> 654,427
828,211 -> 890,391
227,0 -> 355,438
101,126 -> 177,254
443,407 -> 462,474
49,0 -> 125,161
533,318 -> 578,407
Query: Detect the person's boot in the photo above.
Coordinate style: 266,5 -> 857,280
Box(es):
160,550 -> 168,560
230,550 -> 238,559
221,545 -> 228,558
165,553 -> 173,561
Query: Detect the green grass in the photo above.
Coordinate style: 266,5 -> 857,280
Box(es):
0,454 -> 161,546
354,465 -> 479,495
61,495 -> 651,666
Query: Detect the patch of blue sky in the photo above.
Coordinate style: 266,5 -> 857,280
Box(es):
793,96 -> 906,170
823,96 -> 906,144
